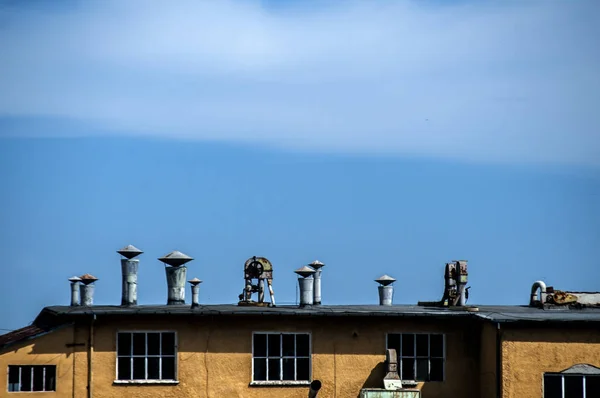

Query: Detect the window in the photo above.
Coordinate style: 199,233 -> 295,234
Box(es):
544,373 -> 600,398
386,333 -> 445,382
252,332 -> 311,383
8,365 -> 56,392
116,331 -> 177,381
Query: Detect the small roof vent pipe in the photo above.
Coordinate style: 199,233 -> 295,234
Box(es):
530,280 -> 547,306
375,275 -> 396,306
79,274 -> 98,306
308,260 -> 325,305
295,266 -> 316,307
188,278 -> 203,308
159,251 -> 193,305
68,276 -> 82,306
117,244 -> 143,306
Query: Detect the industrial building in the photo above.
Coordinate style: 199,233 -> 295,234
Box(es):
1,245 -> 599,397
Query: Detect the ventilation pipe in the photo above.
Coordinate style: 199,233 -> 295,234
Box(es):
159,251 -> 193,305
308,380 -> 322,398
117,244 -> 143,306
79,274 -> 98,306
530,280 -> 547,306
455,260 -> 468,307
295,266 -> 316,307
375,275 -> 396,306
188,277 -> 202,308
309,260 -> 325,305
69,276 -> 82,306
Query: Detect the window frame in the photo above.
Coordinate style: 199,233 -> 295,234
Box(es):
250,331 -> 312,386
7,365 -> 57,392
385,332 -> 446,383
543,372 -> 600,398
113,330 -> 179,385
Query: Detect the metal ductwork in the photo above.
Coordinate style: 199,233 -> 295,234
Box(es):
375,275 -> 396,306
79,274 -> 98,306
159,251 -> 193,305
295,266 -> 316,307
530,280 -> 547,306
117,244 -> 143,306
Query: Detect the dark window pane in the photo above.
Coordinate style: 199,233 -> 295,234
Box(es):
586,375 -> 600,397
430,335 -> 444,358
254,334 -> 267,357
117,357 -> 131,380
430,358 -> 444,381
282,334 -> 295,356
268,358 -> 280,380
283,358 -> 295,380
33,366 -> 44,391
133,333 -> 145,356
416,359 -> 429,381
21,366 -> 32,391
268,334 -> 280,357
45,366 -> 56,391
543,375 -> 562,398
401,358 -> 415,380
402,334 -> 415,357
297,358 -> 310,381
162,333 -> 175,356
416,335 -> 429,357
148,357 -> 160,380
296,334 -> 310,357
8,366 -> 20,392
387,334 -> 400,356
133,357 -> 145,380
162,357 -> 175,380
253,358 -> 267,381
564,375 -> 583,398
117,333 -> 132,356
147,333 -> 160,355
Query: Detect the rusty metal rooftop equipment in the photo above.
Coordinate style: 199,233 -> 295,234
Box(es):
529,280 -> 600,308
238,256 -> 276,307
159,250 -> 193,305
418,260 -> 472,308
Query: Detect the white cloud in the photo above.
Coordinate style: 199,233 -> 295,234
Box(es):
0,0 -> 599,165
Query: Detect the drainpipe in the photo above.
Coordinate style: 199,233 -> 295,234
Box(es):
188,278 -> 202,308
375,275 -> 396,306
117,245 -> 143,306
79,274 -> 98,306
295,266 -> 316,307
159,251 -> 193,305
529,280 -> 547,306
69,277 -> 82,306
88,313 -> 96,398
309,260 -> 325,305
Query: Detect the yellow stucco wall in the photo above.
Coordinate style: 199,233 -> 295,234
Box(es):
2,316 -> 483,398
501,327 -> 600,398
479,322 -> 497,398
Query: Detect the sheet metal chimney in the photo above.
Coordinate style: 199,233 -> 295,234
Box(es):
68,276 -> 81,306
375,275 -> 396,306
79,274 -> 98,306
117,244 -> 143,306
188,277 -> 202,308
295,266 -> 316,307
309,260 -> 325,305
159,251 -> 193,305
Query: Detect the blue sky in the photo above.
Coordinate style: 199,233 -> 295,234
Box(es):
0,0 -> 599,333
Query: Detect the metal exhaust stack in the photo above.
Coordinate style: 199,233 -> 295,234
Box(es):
117,244 -> 143,306
454,260 -> 468,306
79,274 -> 99,306
188,277 -> 202,308
309,260 -> 325,305
530,280 -> 547,306
375,275 -> 396,306
308,380 -> 322,398
68,276 -> 82,306
159,251 -> 193,305
295,266 -> 316,307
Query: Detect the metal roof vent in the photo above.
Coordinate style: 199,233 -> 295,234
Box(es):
308,260 -> 325,305
375,275 -> 396,306
68,276 -> 82,306
79,274 -> 98,306
238,256 -> 276,307
295,266 -> 316,307
159,251 -> 193,305
117,244 -> 143,306
188,277 -> 203,308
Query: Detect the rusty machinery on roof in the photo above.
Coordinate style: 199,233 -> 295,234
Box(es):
238,256 -> 276,307
418,260 -> 473,308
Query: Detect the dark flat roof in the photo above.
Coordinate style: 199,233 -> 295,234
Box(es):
38,304 -> 600,324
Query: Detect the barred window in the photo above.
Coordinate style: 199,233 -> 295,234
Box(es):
252,333 -> 311,382
8,365 -> 56,392
386,333 -> 445,381
116,331 -> 177,381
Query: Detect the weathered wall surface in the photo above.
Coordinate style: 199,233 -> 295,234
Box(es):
501,327 -> 600,398
479,322 -> 497,398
